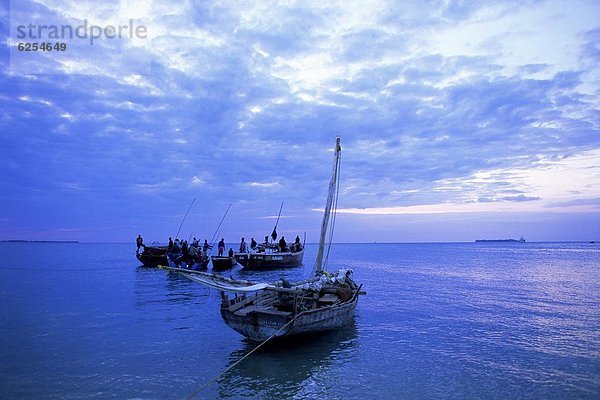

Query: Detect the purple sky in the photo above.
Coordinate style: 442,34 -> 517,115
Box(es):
1,0 -> 599,243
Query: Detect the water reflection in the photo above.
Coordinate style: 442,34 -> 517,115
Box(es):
134,266 -> 210,309
215,321 -> 359,399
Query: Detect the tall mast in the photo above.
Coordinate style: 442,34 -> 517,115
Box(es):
314,137 -> 341,274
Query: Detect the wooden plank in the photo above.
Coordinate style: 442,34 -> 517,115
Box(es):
318,293 -> 339,303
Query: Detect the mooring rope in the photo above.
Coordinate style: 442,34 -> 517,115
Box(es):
184,314 -> 300,400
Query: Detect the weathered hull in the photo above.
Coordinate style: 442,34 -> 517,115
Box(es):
136,246 -> 168,267
221,295 -> 358,342
235,249 -> 304,270
211,256 -> 237,271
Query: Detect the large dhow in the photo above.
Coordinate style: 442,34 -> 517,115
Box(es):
181,137 -> 362,341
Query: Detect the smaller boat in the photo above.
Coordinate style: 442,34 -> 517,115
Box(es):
211,256 -> 237,271
235,246 -> 304,270
168,253 -> 210,270
137,245 -> 168,267
234,208 -> 306,269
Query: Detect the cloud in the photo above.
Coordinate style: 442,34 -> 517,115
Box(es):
246,182 -> 282,189
500,195 -> 541,202
547,197 -> 600,209
1,0 -> 599,241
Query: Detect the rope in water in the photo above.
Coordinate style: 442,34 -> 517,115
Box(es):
184,314 -> 299,400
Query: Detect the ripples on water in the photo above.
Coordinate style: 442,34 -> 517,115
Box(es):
0,242 -> 598,399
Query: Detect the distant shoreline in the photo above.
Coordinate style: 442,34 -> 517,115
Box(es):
0,240 -> 596,244
0,240 -> 80,243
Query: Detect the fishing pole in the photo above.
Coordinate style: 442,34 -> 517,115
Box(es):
175,198 -> 196,240
207,203 -> 232,255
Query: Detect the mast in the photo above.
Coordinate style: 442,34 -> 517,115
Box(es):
314,137 -> 341,274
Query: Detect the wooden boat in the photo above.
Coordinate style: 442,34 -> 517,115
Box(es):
220,270 -> 360,341
234,247 -> 304,270
166,242 -> 210,270
136,245 -> 168,267
211,256 -> 237,271
181,137 -> 362,342
168,253 -> 210,270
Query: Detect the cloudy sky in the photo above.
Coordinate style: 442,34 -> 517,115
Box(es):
1,0 -> 599,243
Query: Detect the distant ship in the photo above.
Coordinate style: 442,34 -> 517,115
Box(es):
475,237 -> 526,243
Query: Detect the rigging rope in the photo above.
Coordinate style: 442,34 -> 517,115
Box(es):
184,314 -> 300,400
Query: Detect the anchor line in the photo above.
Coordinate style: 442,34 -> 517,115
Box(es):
184,314 -> 299,400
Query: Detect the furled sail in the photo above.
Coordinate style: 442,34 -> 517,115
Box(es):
180,268 -> 353,293
183,273 -> 272,292
314,137 -> 342,274
178,270 -> 273,292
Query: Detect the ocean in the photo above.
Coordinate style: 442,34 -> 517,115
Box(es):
0,242 -> 598,399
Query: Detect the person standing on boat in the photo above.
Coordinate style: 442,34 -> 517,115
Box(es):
218,238 -> 225,256
250,237 -> 257,250
293,235 -> 302,252
228,248 -> 234,258
180,240 -> 189,264
239,237 -> 247,253
136,235 -> 144,251
181,240 -> 188,256
168,237 -> 174,253
203,239 -> 212,254
188,245 -> 197,268
278,236 -> 287,252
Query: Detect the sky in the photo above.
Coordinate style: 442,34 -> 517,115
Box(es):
1,0 -> 599,243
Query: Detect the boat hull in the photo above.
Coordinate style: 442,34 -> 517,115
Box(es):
234,249 -> 304,270
221,294 -> 358,342
167,254 -> 209,270
136,246 -> 168,267
211,256 -> 237,271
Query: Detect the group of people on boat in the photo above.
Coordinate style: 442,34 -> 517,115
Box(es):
166,236 -> 211,267
238,235 -> 303,253
216,234 -> 303,258
136,230 -> 304,267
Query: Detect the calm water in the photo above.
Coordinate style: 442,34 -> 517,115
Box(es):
0,242 -> 598,399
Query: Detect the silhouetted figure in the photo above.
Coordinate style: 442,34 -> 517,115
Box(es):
168,237 -> 174,252
136,235 -> 144,251
278,236 -> 287,252
218,238 -> 225,256
239,237 -> 247,253
250,238 -> 257,250
293,235 -> 302,252
228,248 -> 234,258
